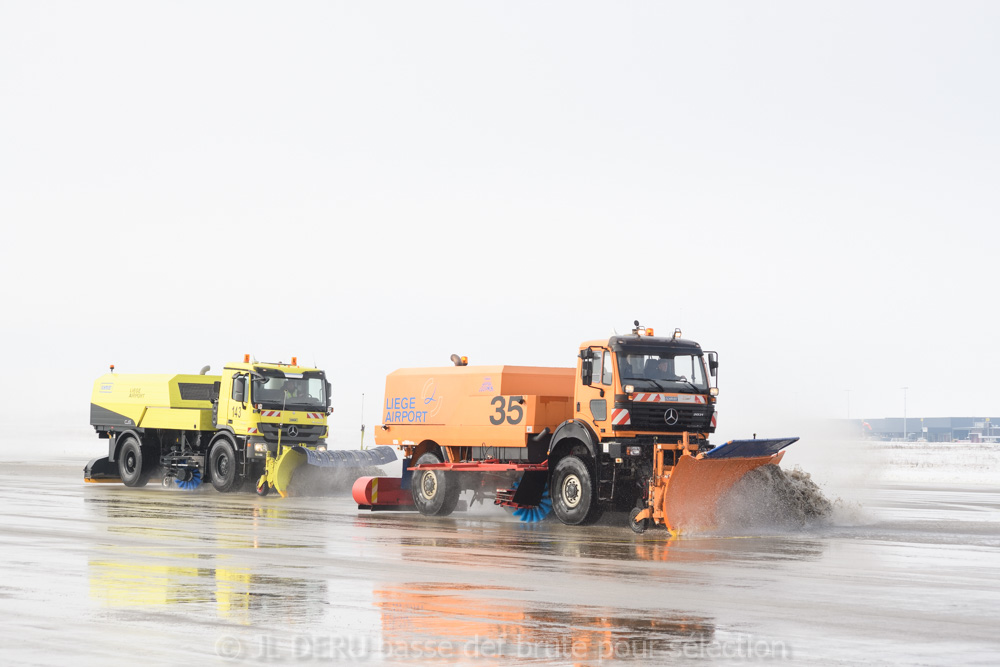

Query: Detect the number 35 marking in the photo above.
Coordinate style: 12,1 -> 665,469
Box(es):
489,395 -> 524,425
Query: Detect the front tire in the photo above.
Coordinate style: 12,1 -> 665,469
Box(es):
209,440 -> 241,492
118,436 -> 150,488
551,455 -> 600,525
411,452 -> 461,516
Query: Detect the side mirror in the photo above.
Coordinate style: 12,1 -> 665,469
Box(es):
579,349 -> 596,385
707,352 -> 719,378
326,381 -> 332,408
232,376 -> 246,403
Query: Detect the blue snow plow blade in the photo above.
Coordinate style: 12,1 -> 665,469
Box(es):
295,445 -> 398,467
701,437 -> 799,460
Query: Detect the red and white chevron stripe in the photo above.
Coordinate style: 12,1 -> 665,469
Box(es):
247,427 -> 258,434
631,393 -> 706,404
611,408 -> 631,426
711,412 -> 717,428
261,410 -> 281,418
306,412 -> 322,420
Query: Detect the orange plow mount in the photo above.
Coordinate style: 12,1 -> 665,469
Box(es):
629,435 -> 798,534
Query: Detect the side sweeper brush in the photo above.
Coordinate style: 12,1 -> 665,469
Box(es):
175,469 -> 202,490
512,482 -> 552,523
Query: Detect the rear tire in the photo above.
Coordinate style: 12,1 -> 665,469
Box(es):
551,455 -> 601,525
118,436 -> 150,488
412,452 -> 461,516
209,440 -> 241,492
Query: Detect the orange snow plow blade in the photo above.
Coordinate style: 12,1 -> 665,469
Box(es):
661,451 -> 784,532
635,437 -> 799,534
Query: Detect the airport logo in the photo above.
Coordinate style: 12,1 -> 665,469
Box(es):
99,383 -> 113,393
478,378 -> 494,393
422,377 -> 444,419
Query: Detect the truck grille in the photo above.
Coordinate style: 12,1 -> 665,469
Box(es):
257,423 -> 325,443
619,402 -> 715,433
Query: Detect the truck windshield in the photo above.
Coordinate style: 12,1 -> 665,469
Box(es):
617,351 -> 708,392
252,371 -> 327,409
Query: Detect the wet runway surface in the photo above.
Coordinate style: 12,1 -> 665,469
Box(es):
1,461 -> 998,665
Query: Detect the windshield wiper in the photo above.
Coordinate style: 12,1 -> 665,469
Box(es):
674,378 -> 703,393
622,377 -> 674,392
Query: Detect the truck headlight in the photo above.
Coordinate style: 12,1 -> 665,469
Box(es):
315,445 -> 327,452
254,443 -> 267,453
627,446 -> 642,456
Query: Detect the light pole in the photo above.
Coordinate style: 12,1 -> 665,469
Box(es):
902,386 -> 908,441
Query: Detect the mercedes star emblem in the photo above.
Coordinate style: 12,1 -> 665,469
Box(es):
663,408 -> 679,426
287,426 -> 298,437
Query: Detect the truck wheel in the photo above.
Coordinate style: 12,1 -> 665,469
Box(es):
412,452 -> 461,516
118,436 -> 150,488
628,507 -> 649,534
209,440 -> 241,493
551,455 -> 600,525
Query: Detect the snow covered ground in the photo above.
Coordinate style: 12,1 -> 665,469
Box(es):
870,441 -> 1000,486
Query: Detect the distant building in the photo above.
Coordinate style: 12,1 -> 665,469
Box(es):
851,417 -> 1000,442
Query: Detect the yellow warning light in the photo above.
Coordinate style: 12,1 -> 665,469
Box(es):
673,328 -> 682,339
244,354 -> 250,363
109,364 -> 115,373
291,356 -> 298,366
461,356 -> 468,365
645,328 -> 654,336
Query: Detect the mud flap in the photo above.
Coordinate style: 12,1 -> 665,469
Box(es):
510,470 -> 547,507
84,457 -> 121,483
661,438 -> 798,532
272,446 -> 399,498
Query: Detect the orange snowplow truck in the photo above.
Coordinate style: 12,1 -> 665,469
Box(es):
363,322 -> 797,533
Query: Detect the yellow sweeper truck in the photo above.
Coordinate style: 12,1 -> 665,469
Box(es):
85,355 -> 395,496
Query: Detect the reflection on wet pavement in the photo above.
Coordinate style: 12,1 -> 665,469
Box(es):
0,464 -> 998,664
376,582 -> 717,663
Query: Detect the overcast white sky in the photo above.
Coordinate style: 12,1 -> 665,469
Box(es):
1,2 -> 998,445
